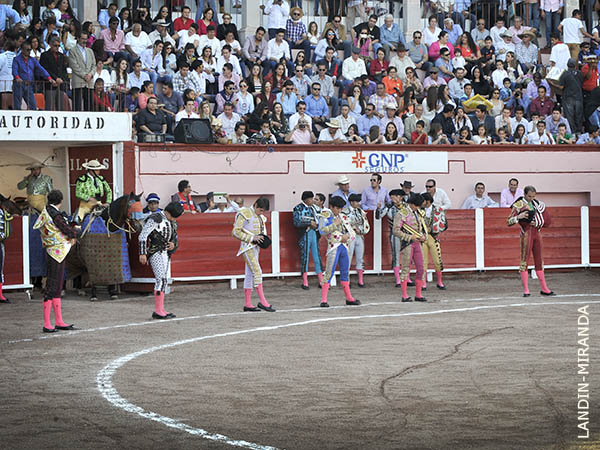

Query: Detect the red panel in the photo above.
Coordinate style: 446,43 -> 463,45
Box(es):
484,207 -> 581,268
591,206 -> 600,264
3,216 -> 24,285
484,208 -> 521,268
436,209 -> 477,269
278,211 -> 374,273
130,213 -> 272,279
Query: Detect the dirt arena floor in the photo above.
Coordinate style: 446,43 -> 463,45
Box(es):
1,270 -> 600,450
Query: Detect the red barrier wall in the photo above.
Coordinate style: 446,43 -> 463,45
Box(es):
436,210 -> 477,269
3,216 -> 24,285
484,208 -> 522,268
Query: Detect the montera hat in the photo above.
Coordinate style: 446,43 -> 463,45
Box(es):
146,193 -> 160,203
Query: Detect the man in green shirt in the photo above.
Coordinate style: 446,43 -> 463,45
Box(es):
74,159 -> 113,223
17,162 -> 54,213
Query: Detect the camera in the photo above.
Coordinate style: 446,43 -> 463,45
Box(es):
299,123 -> 306,129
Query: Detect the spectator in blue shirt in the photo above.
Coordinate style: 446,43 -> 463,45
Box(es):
443,18 -> 463,47
98,2 -> 120,30
451,0 -> 476,31
0,4 -> 20,32
305,81 -> 329,133
276,80 -> 299,117
357,103 -> 381,137
13,40 -> 54,110
380,14 -> 407,59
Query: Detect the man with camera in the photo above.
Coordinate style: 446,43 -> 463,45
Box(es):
284,118 -> 316,144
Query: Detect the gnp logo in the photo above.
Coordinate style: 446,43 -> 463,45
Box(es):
351,151 -> 408,173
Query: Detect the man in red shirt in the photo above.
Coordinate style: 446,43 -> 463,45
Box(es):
581,56 -> 599,97
173,6 -> 194,32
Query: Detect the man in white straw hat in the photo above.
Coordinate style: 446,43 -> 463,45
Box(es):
318,118 -> 345,143
17,162 -> 53,213
331,175 -> 356,208
74,159 -> 113,223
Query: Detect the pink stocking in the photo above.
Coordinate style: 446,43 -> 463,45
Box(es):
340,281 -> 354,301
415,280 -> 423,298
43,300 -> 54,330
154,291 -> 167,316
401,280 -> 408,298
520,271 -> 530,295
535,270 -> 551,293
51,298 -> 69,327
302,272 -> 309,287
357,269 -> 364,285
255,284 -> 270,307
393,266 -> 401,284
321,282 -> 330,303
317,272 -> 323,284
0,282 -> 6,300
436,271 -> 444,287
244,288 -> 254,308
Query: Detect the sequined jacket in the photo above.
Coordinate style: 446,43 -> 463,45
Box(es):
33,205 -> 80,262
343,205 -> 370,236
232,207 -> 267,256
392,205 -> 427,250
75,173 -> 113,203
319,210 -> 356,255
507,197 -> 551,233
138,211 -> 178,257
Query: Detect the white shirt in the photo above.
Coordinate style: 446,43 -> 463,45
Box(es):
432,187 -> 452,210
342,56 -> 367,81
318,128 -> 345,142
549,42 -> 570,70
560,17 -> 585,44
216,54 -> 242,76
178,31 -> 201,50
267,38 -> 291,60
289,112 -> 312,130
510,117 -> 529,131
461,194 -> 499,209
221,39 -> 242,54
264,0 -> 290,29
423,26 -> 441,46
140,48 -> 164,74
490,26 -> 508,46
335,114 -> 356,134
500,187 -> 525,207
0,51 -> 16,92
198,35 -> 221,58
125,31 -> 152,56
527,130 -> 555,145
92,69 -> 112,90
126,70 -> 150,89
217,111 -> 242,135
175,109 -> 200,125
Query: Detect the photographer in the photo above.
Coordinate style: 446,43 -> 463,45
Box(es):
284,118 -> 316,144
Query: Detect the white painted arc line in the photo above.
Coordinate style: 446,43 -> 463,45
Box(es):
97,300 -> 600,450
6,293 -> 600,345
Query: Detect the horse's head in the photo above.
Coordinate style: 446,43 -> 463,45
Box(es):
0,194 -> 23,216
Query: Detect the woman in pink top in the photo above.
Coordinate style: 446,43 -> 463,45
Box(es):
428,31 -> 455,62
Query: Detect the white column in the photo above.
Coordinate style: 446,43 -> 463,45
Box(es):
581,206 -> 590,266
564,0 -> 579,17
475,208 -> 485,270
373,214 -> 382,273
22,215 -> 30,287
112,142 -> 124,199
404,0 -> 422,40
270,211 -> 281,275
240,0 -> 264,42
82,0 -> 97,24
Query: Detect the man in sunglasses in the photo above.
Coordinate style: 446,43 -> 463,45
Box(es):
423,179 -> 451,210
361,173 -> 390,211
407,31 -> 432,74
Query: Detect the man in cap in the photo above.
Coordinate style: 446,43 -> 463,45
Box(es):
496,31 -> 516,62
344,193 -> 370,287
285,7 -> 312,61
401,180 -> 413,202
74,159 -> 113,223
17,162 -> 53,213
293,191 -> 323,290
515,30 -> 539,73
389,46 -> 415,82
318,119 -> 345,143
143,193 -> 161,213
138,201 -> 184,319
149,19 -> 176,47
331,175 -> 357,207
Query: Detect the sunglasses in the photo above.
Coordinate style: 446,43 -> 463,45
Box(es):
425,185 -> 434,188
318,68 -> 326,71
313,87 -> 320,90
334,19 -> 341,23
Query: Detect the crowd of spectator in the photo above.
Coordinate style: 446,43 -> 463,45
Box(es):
1,0 -> 599,145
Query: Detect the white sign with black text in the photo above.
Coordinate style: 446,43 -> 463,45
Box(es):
0,111 -> 132,142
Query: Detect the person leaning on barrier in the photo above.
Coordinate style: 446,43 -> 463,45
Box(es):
39,36 -> 68,111
12,39 -> 54,110
171,180 -> 199,214
17,162 -> 53,213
